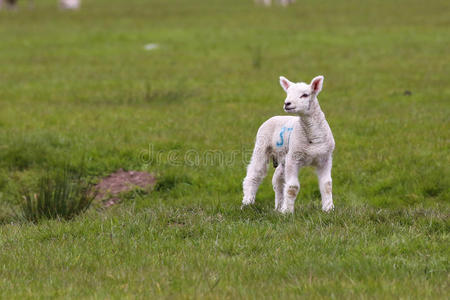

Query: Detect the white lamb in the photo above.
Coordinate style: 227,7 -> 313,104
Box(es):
242,75 -> 335,213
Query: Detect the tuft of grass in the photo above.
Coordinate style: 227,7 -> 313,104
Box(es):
155,172 -> 193,192
142,82 -> 190,104
251,45 -> 263,69
0,137 -> 49,171
21,168 -> 94,222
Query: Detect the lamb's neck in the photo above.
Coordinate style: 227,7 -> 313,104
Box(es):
298,99 -> 329,143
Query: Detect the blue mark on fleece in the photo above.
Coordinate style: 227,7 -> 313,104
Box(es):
276,127 -> 293,147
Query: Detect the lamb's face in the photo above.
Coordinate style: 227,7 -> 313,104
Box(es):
279,75 -> 324,115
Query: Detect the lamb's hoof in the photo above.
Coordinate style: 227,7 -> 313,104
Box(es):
322,203 -> 335,212
241,197 -> 254,210
279,207 -> 294,214
241,202 -> 253,210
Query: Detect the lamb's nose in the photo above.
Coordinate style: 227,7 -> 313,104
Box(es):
284,102 -> 291,107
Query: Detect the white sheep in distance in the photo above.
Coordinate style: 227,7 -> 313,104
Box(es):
60,0 -> 80,10
255,0 -> 296,7
242,75 -> 335,213
0,0 -> 18,10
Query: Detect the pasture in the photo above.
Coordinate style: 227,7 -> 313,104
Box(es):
0,0 -> 449,298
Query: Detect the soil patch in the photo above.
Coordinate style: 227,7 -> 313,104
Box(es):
94,169 -> 157,207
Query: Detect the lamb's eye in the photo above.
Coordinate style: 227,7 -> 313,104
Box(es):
300,93 -> 309,98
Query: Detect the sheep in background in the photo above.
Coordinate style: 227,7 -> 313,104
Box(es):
60,0 -> 80,10
255,0 -> 272,6
1,0 -> 18,9
279,0 -> 295,6
242,75 -> 335,213
255,0 -> 296,7
0,0 -> 37,10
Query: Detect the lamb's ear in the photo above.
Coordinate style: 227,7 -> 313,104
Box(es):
310,75 -> 324,95
279,76 -> 293,93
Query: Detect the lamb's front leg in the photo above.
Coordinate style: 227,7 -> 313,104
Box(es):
316,158 -> 334,212
280,157 -> 300,214
272,165 -> 285,211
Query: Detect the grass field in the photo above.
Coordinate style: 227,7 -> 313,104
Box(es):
0,0 -> 449,298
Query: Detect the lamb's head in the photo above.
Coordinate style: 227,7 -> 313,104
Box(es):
279,75 -> 324,114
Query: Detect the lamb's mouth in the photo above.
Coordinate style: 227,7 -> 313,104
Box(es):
284,107 -> 296,112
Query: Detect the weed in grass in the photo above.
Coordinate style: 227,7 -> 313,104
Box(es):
142,82 -> 190,104
251,45 -> 263,69
155,172 -> 193,192
21,168 -> 94,222
0,137 -> 49,171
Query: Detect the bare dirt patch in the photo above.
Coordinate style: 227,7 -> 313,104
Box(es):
94,169 -> 157,207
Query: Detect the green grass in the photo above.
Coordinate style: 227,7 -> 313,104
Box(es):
20,166 -> 93,222
0,0 -> 449,298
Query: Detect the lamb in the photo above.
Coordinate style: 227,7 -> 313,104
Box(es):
242,75 -> 335,213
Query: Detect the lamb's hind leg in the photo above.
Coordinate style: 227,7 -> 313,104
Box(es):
272,164 -> 285,211
316,157 -> 334,212
242,146 -> 269,208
